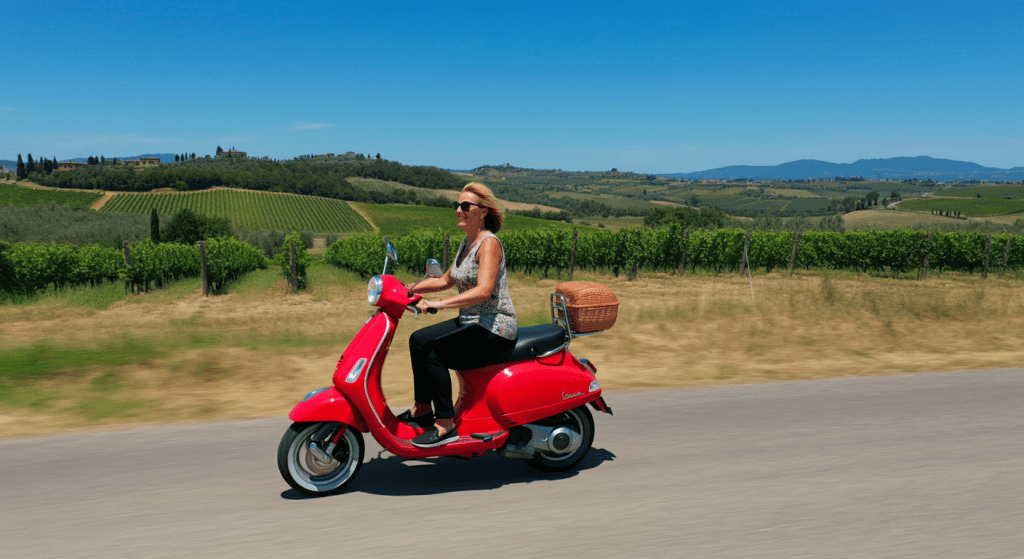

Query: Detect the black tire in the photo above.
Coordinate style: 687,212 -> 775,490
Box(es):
277,422 -> 364,497
527,405 -> 595,473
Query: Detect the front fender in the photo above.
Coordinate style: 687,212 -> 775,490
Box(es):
288,387 -> 368,432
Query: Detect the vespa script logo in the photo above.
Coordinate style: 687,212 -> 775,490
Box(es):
562,390 -> 585,401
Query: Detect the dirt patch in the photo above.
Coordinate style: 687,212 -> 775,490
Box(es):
89,192 -> 116,210
347,201 -> 378,231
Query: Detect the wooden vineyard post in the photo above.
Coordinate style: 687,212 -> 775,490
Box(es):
123,240 -> 132,294
920,231 -> 934,280
628,228 -> 641,281
788,230 -> 802,274
443,233 -> 450,270
290,239 -> 297,290
678,230 -> 688,276
738,230 -> 752,276
567,229 -> 579,281
983,234 -> 992,279
1000,235 -> 1012,276
199,241 -> 209,296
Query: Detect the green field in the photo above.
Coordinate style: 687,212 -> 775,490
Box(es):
354,203 -> 587,237
546,191 -> 662,213
99,189 -> 373,233
937,185 -> 1024,198
899,197 -> 1024,217
0,183 -> 102,208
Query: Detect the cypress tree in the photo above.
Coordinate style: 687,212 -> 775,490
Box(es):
16,154 -> 26,179
150,208 -> 161,243
26,153 -> 35,174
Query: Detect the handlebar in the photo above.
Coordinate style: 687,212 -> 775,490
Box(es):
404,303 -> 439,318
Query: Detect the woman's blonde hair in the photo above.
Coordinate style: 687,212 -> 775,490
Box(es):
463,182 -> 504,233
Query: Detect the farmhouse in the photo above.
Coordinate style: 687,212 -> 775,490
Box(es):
217,149 -> 247,158
58,161 -> 89,170
124,157 -> 161,167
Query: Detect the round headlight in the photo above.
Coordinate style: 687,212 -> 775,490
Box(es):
367,275 -> 383,305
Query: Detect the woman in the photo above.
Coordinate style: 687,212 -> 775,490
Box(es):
402,182 -> 517,448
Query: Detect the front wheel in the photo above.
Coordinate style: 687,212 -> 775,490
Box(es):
528,405 -> 595,473
278,422 -> 364,497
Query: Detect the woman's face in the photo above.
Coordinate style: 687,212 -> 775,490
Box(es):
456,192 -> 487,232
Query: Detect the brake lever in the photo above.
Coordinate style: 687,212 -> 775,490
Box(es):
405,305 -> 420,318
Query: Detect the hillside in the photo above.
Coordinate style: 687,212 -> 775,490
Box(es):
662,156 -> 1024,182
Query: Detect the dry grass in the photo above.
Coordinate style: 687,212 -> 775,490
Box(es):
3,266 -> 1023,438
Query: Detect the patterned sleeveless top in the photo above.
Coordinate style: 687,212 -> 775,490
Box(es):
451,232 -> 517,340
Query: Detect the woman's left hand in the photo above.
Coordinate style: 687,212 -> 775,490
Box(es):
416,298 -> 440,314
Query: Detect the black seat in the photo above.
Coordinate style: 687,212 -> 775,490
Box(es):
474,324 -> 568,368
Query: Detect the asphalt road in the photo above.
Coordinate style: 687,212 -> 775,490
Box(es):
2,368 -> 1023,559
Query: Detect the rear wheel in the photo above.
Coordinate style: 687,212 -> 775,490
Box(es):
278,422 -> 364,496
528,405 -> 595,472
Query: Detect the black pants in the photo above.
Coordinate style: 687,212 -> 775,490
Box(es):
409,318 -> 516,419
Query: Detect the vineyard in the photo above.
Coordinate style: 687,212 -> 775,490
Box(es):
99,189 -> 372,233
354,203 -> 580,237
898,197 -> 1024,217
0,183 -> 102,209
939,185 -> 1024,199
0,238 -> 267,297
325,227 -> 1024,279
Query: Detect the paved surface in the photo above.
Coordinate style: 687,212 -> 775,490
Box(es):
2,369 -> 1023,558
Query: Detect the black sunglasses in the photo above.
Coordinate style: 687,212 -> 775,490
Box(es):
453,201 -> 483,211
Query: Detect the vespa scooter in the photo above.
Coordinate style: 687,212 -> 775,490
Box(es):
277,240 -> 613,496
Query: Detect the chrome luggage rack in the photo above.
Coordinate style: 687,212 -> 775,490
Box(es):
541,292 -> 603,357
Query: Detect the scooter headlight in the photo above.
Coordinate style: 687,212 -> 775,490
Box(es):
367,275 -> 383,305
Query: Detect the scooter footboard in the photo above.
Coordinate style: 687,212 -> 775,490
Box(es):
288,387 -> 368,432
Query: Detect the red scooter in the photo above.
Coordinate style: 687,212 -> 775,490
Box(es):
278,240 -> 613,496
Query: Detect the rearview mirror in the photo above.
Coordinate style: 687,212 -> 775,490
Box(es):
386,239 -> 398,263
383,239 -> 399,275
425,259 -> 443,278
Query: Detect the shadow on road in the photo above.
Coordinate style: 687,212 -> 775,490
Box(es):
280,447 -> 615,500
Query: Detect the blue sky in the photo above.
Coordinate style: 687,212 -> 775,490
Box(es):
3,0 -> 1022,173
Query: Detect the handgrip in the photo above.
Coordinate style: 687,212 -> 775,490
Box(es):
426,307 -> 438,314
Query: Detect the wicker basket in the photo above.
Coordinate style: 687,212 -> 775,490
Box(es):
555,281 -> 619,333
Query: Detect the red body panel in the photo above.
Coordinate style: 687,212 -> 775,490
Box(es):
287,273 -> 606,460
486,352 -> 601,426
288,387 -> 368,432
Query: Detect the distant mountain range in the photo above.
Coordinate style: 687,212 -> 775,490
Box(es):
5,154 -> 1022,183
63,153 -> 180,164
662,156 -> 1024,182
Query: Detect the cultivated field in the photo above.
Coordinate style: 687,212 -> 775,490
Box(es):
0,181 -> 102,208
3,265 -> 1023,438
99,188 -> 373,233
352,203 -> 583,237
899,196 -> 1024,217
346,177 -> 563,213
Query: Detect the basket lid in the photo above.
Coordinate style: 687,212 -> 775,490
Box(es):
555,281 -> 619,305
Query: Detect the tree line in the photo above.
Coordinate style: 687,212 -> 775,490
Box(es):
14,151 -> 467,206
